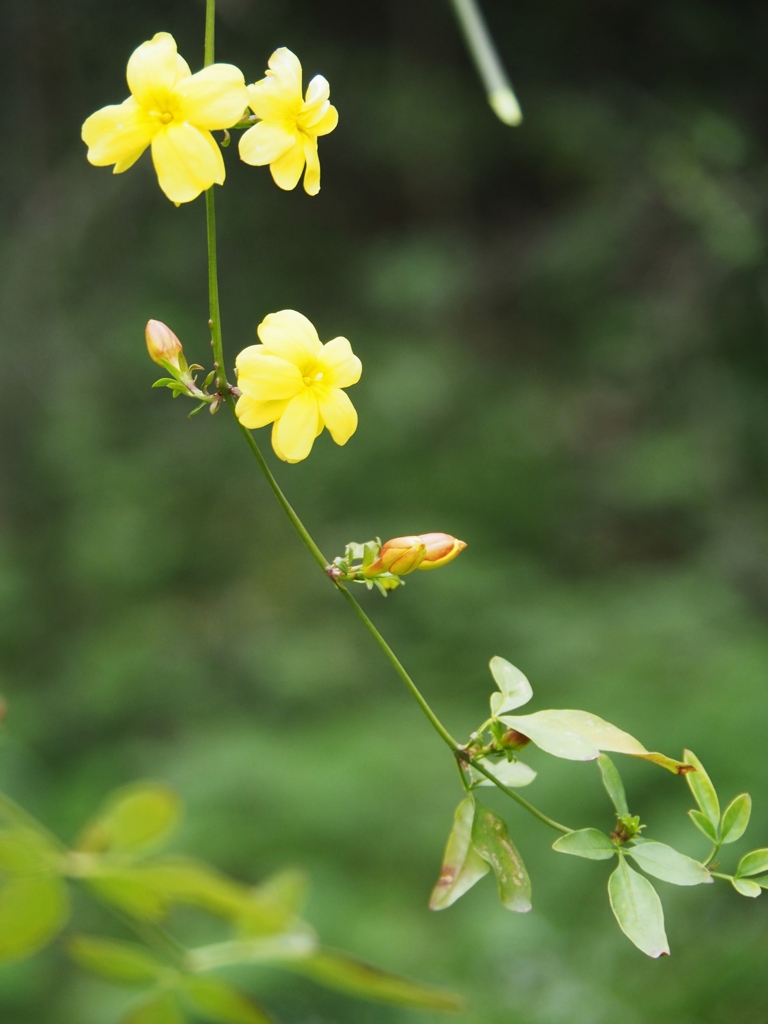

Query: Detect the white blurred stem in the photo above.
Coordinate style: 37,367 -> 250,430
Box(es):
449,0 -> 522,125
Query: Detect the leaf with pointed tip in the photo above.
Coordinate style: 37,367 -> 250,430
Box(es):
429,797 -> 489,910
185,931 -> 317,974
688,809 -> 718,843
737,848 -> 768,878
500,710 -> 689,772
86,868 -> 167,921
489,657 -> 533,716
627,842 -> 711,886
66,934 -> 166,985
552,828 -> 616,861
597,755 -> 629,816
288,948 -> 463,1012
122,993 -> 186,1024
77,782 -> 181,854
683,751 -> 719,829
0,874 -> 69,962
182,977 -> 273,1024
720,794 -> 751,845
137,858 -> 247,920
471,804 -> 532,913
473,759 -> 537,788
608,857 -> 669,958
731,877 -> 761,898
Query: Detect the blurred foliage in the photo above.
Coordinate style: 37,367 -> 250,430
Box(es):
2,0 -> 768,1021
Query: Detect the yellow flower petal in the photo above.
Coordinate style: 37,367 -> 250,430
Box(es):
235,394 -> 290,428
174,64 -> 249,130
269,137 -> 306,191
236,349 -> 304,400
151,122 -> 225,204
304,75 -> 330,108
316,386 -> 358,445
176,54 -> 192,81
238,121 -> 297,166
312,104 -> 339,137
82,97 -> 156,171
274,388 -> 320,462
266,47 -> 303,97
246,81 -> 298,123
257,311 -> 322,367
127,32 -> 180,110
316,337 -> 362,389
303,136 -> 320,196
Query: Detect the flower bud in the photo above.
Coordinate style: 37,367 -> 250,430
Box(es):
364,536 -> 426,577
415,532 -> 467,570
145,319 -> 183,369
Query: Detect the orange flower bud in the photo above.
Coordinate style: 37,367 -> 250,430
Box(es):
145,319 -> 183,369
364,536 -> 426,577
415,532 -> 467,570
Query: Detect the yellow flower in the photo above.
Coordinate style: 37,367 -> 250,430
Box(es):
82,32 -> 249,204
238,48 -> 338,196
235,310 -> 361,463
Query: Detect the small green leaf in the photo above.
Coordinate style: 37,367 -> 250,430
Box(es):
473,758 -> 536,788
67,934 -> 167,985
489,657 -> 533,716
123,993 -> 186,1024
731,877 -> 762,898
608,857 -> 669,958
86,868 -> 167,921
241,868 -> 309,936
289,948 -> 464,1012
185,930 -> 317,973
138,858 -> 247,920
471,803 -> 532,913
683,751 -> 719,829
78,782 -> 181,854
0,828 -> 60,875
152,378 -> 177,388
720,794 -> 751,845
597,755 -> 629,816
552,828 -> 616,861
627,841 -> 711,886
0,874 -> 69,961
429,797 -> 489,911
182,977 -> 272,1024
688,809 -> 718,843
736,848 -> 768,877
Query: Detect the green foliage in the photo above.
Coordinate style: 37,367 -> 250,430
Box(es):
597,755 -> 629,817
470,803 -> 532,913
181,977 -> 272,1024
123,993 -> 187,1024
67,935 -> 167,984
625,842 -> 710,887
720,794 -> 752,845
552,829 -> 616,861
488,656 -> 533,715
684,750 -> 720,831
608,857 -> 669,958
429,797 -> 489,910
77,783 -> 182,854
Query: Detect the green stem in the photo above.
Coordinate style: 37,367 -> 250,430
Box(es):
468,759 -> 572,833
703,842 -> 722,868
204,0 -> 216,67
711,872 -> 732,881
448,0 -> 522,126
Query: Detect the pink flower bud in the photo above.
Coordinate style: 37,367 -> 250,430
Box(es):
364,536 -> 427,577
145,319 -> 183,369
415,533 -> 467,570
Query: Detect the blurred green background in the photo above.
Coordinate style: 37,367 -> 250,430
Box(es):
2,0 -> 768,1020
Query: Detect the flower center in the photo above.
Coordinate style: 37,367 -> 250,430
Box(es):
160,111 -> 173,124
302,371 -> 324,386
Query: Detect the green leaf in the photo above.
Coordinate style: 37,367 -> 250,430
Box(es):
608,857 -> 669,958
731,877 -> 762,898
626,841 -> 711,886
241,868 -> 309,935
0,828 -> 60,875
86,868 -> 167,921
688,809 -> 718,843
67,934 -> 167,985
552,828 -> 616,861
489,657 -> 533,716
288,948 -> 464,1012
473,758 -> 536,788
597,755 -> 629,816
185,930 -> 317,973
0,874 -> 69,961
138,858 -> 247,920
683,750 -> 719,829
471,803 -> 532,913
429,797 -> 489,910
720,794 -> 751,845
152,378 -> 177,388
182,978 -> 272,1024
500,710 -> 689,772
123,993 -> 186,1024
78,782 -> 181,854
736,848 -> 768,877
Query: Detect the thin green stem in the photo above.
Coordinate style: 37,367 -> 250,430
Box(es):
468,759 -> 572,833
711,872 -> 732,881
204,0 -> 216,67
703,842 -> 722,868
448,0 -> 522,126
